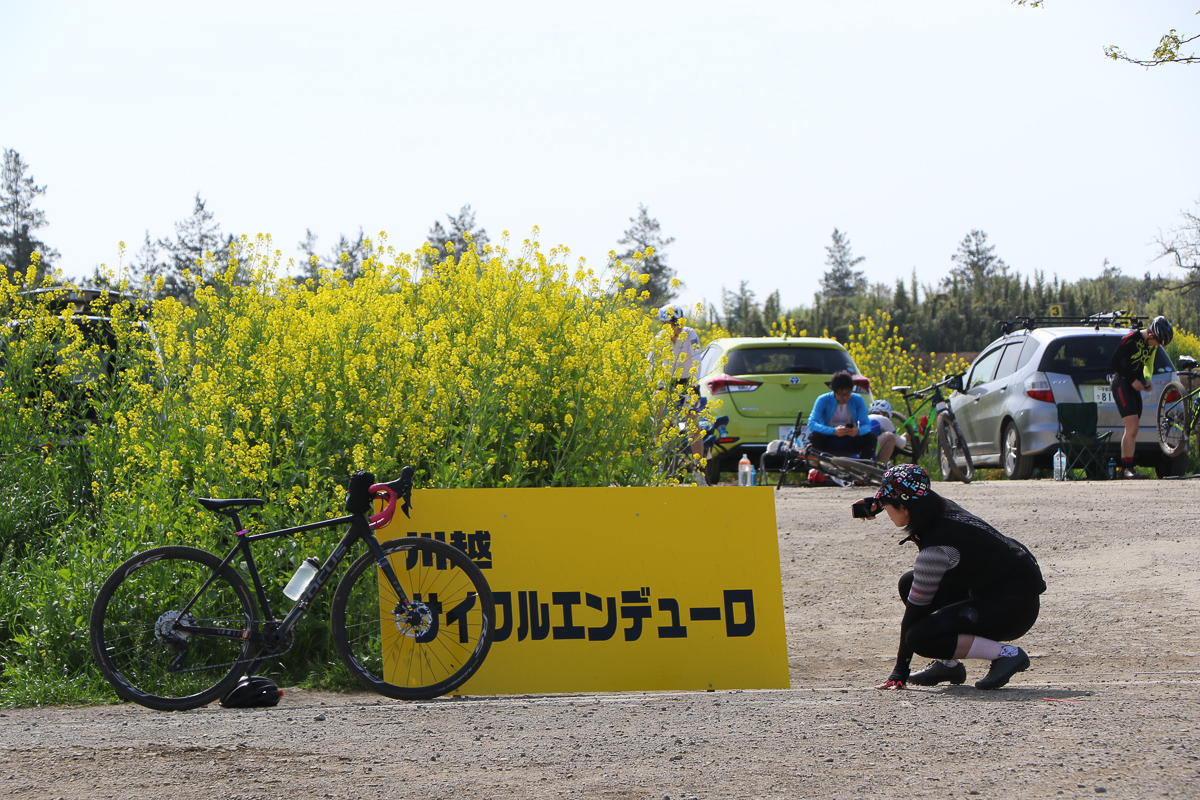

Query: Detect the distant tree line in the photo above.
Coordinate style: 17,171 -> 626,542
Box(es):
3,145 -> 1199,355
706,225 -> 1200,356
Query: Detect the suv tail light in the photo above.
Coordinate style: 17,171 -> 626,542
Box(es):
1024,372 -> 1054,403
852,374 -> 871,393
705,374 -> 761,394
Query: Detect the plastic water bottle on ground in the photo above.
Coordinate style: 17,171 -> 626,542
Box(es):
738,455 -> 752,486
1053,448 -> 1066,481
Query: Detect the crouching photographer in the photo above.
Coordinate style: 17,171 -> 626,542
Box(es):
852,464 -> 1046,690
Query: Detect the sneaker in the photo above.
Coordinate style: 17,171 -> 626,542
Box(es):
974,647 -> 1030,690
1122,468 -> 1137,479
908,660 -> 967,686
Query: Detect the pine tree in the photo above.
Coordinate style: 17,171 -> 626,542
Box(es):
0,149 -> 59,284
298,227 -> 368,285
426,205 -> 489,266
722,281 -> 764,336
156,194 -> 237,300
614,204 -> 679,308
819,228 -> 865,299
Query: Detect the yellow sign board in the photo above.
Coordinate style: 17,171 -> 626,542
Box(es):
377,487 -> 789,694
1048,304 -> 1063,318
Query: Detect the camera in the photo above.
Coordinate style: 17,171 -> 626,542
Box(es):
851,498 -> 879,518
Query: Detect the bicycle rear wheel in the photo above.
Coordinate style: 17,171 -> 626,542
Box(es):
1157,381 -> 1190,458
332,536 -> 495,700
89,546 -> 257,711
937,413 -> 974,483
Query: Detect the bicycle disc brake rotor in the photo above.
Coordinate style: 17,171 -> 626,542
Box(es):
154,610 -> 194,646
394,601 -> 434,639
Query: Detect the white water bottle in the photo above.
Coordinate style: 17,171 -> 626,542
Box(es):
738,454 -> 752,486
1053,448 -> 1066,481
284,557 -> 320,601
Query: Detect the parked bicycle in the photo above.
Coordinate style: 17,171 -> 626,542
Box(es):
888,374 -> 974,483
1157,355 -> 1199,459
90,468 -> 496,711
773,411 -> 887,489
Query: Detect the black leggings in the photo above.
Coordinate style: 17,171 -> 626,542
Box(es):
809,430 -> 878,460
898,571 -> 1040,659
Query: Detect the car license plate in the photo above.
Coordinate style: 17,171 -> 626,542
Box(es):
778,425 -> 794,441
1093,386 -> 1114,404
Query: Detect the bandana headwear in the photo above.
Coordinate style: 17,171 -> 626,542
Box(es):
875,463 -> 930,502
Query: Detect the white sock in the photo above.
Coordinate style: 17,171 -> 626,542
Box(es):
938,659 -> 960,667
964,637 -> 1004,661
998,644 -> 1020,658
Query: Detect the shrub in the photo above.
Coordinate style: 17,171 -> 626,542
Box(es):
0,234 -> 701,703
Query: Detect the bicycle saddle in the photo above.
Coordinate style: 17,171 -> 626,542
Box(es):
197,497 -> 265,512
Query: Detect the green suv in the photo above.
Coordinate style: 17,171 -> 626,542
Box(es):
696,337 -> 873,483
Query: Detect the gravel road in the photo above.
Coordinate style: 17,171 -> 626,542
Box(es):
3,479 -> 1198,799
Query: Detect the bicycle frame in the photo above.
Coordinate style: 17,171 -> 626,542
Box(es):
174,487 -> 410,653
893,377 -> 960,455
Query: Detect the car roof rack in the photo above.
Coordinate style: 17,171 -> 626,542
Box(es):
16,287 -> 149,318
998,312 -> 1145,335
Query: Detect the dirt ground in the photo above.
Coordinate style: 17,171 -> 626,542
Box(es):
2,479 -> 1198,799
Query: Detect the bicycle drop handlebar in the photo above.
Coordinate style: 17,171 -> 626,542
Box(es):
896,374 -> 960,398
367,466 -> 415,530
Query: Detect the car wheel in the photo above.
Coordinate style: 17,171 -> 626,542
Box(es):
1002,422 -> 1035,480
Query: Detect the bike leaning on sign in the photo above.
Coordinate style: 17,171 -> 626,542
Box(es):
89,468 -> 495,711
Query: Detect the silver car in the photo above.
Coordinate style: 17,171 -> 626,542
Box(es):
947,318 -> 1181,479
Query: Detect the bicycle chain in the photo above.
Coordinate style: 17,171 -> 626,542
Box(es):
172,619 -> 294,673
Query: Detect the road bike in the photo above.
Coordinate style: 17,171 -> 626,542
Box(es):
89,468 -> 495,711
1157,355 -> 1199,459
773,412 -> 888,489
889,374 -> 974,483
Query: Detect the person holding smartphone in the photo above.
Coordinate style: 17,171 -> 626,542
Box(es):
807,370 -> 877,459
853,464 -> 1046,691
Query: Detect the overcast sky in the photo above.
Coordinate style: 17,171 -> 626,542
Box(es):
4,1 -> 1198,313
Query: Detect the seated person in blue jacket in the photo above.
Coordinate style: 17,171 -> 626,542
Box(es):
808,370 -> 878,459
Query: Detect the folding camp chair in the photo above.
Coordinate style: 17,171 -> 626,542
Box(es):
1056,402 -> 1112,480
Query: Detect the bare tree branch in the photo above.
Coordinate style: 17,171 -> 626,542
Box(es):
1105,30 -> 1200,67
1014,3 -> 1199,67
1155,203 -> 1200,293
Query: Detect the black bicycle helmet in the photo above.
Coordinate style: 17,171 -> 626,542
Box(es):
1150,315 -> 1173,347
220,675 -> 283,708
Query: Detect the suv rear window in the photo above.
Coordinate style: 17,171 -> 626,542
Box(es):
1037,335 -> 1173,377
725,346 -> 856,376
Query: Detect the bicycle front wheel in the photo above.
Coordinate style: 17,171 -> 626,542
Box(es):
827,454 -> 887,486
90,546 -> 257,711
1157,381 -> 1189,458
332,536 -> 495,700
937,413 -> 974,483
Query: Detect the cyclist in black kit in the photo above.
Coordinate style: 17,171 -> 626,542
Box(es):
1110,316 -> 1173,478
854,464 -> 1046,690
